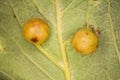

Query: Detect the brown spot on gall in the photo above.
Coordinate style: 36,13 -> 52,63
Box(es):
31,37 -> 38,43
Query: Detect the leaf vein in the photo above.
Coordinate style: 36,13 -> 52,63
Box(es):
61,0 -> 84,16
0,71 -> 16,80
1,26 -> 56,80
104,68 -> 111,80
8,0 -> 23,28
9,0 -> 62,70
62,0 -> 77,15
35,44 -> 64,70
107,0 -> 120,63
55,0 -> 71,80
32,0 -> 56,27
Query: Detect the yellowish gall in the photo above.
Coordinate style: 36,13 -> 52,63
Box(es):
72,27 -> 99,54
23,18 -> 49,44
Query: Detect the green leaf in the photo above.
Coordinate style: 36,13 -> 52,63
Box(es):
0,0 -> 120,80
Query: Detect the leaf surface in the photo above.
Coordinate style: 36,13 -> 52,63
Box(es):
0,0 -> 120,80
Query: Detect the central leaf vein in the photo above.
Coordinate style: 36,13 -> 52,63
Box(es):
55,0 -> 71,80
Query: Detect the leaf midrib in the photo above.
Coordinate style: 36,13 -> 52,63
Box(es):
55,0 -> 71,80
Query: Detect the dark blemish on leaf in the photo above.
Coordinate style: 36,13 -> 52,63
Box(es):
104,67 -> 108,70
110,4 -> 112,7
31,37 -> 38,43
13,15 -> 16,18
95,29 -> 101,37
0,71 -> 12,80
89,24 -> 95,32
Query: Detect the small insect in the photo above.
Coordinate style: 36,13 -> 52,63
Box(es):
23,18 -> 49,44
72,24 -> 100,55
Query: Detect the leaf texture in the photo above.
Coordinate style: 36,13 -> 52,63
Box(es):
0,0 -> 120,80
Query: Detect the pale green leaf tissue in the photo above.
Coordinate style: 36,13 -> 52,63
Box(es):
0,0 -> 120,80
